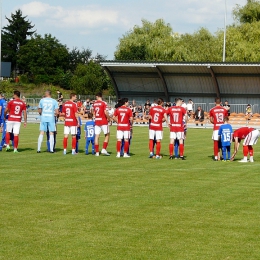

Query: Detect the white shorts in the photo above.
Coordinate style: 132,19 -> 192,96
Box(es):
170,132 -> 185,140
243,129 -> 260,146
64,126 -> 77,135
212,130 -> 219,141
6,121 -> 21,135
149,130 -> 163,140
95,125 -> 109,135
117,130 -> 130,140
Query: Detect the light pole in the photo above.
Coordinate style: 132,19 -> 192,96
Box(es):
223,0 -> 227,62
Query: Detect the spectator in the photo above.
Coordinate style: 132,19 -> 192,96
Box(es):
135,105 -> 143,123
194,106 -> 205,126
57,90 -> 63,101
246,104 -> 253,120
143,104 -> 150,124
151,99 -> 157,107
77,100 -> 83,114
83,98 -> 92,114
223,100 -> 231,116
144,99 -> 151,109
186,99 -> 194,118
181,99 -> 187,110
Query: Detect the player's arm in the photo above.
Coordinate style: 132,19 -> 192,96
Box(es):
230,137 -> 240,161
210,116 -> 214,124
4,106 -> 9,120
23,108 -> 27,127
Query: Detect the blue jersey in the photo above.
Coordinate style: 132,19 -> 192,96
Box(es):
0,99 -> 7,120
218,123 -> 233,146
38,97 -> 58,123
84,120 -> 95,139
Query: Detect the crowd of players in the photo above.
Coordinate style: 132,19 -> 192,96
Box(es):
0,91 -> 259,162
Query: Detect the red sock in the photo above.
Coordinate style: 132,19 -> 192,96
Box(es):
156,142 -> 161,156
243,146 -> 249,156
14,136 -> 19,149
103,142 -> 108,150
6,132 -> 10,146
72,137 -> 76,149
149,140 -> 154,153
179,143 -> 184,157
95,145 -> 99,153
169,144 -> 174,156
63,137 -> 68,149
214,141 -> 219,157
117,141 -> 121,152
124,141 -> 129,153
248,145 -> 253,156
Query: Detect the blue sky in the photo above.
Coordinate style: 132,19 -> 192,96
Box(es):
2,0 -> 246,59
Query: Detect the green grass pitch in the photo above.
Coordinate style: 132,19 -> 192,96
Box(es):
0,124 -> 260,259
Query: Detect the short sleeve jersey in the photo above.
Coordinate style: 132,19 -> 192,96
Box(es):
38,97 -> 58,123
62,100 -> 78,126
85,120 -> 95,139
93,100 -> 109,126
114,106 -> 133,131
209,106 -> 228,130
218,124 -> 233,146
233,127 -> 254,140
7,99 -> 26,122
0,99 -> 7,120
167,106 -> 187,132
149,106 -> 166,131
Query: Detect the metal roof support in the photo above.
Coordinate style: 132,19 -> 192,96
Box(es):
155,66 -> 170,101
208,66 -> 221,98
102,66 -> 120,99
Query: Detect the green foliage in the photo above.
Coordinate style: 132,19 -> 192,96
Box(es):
68,47 -> 92,72
233,0 -> 260,24
0,80 -> 14,95
1,9 -> 35,70
70,62 -> 109,95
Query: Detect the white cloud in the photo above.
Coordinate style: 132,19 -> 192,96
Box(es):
20,1 -> 120,29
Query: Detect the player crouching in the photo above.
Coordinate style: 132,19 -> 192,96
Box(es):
231,127 -> 260,162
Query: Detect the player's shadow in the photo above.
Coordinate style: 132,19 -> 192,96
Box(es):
17,148 -> 35,152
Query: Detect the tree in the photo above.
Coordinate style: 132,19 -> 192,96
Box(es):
114,19 -> 176,61
17,34 -> 69,83
233,0 -> 260,24
70,62 -> 110,95
1,9 -> 35,71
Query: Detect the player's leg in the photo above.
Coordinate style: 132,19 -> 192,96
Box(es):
128,135 -> 132,155
5,121 -> 14,151
53,131 -> 57,152
149,130 -> 155,157
48,122 -> 56,153
222,146 -> 227,161
212,130 -> 219,161
63,126 -> 69,154
123,131 -> 130,158
1,121 -> 7,149
120,138 -> 125,156
94,125 -> 101,156
71,126 -> 77,155
116,130 -> 123,157
227,145 -> 231,160
46,130 -> 50,152
91,138 -> 95,155
155,131 -> 163,159
38,122 -> 47,153
246,129 -> 260,162
174,139 -> 179,158
169,132 -> 176,159
178,132 -> 185,159
248,145 -> 254,162
12,123 -> 21,152
101,125 -> 110,155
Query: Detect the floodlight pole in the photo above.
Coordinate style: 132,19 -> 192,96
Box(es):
223,0 -> 227,62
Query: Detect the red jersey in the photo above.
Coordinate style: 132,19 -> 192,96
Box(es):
93,100 -> 109,126
149,106 -> 166,131
209,106 -> 228,130
7,99 -> 26,122
62,101 -> 78,126
167,106 -> 187,132
233,127 -> 254,139
114,106 -> 133,131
